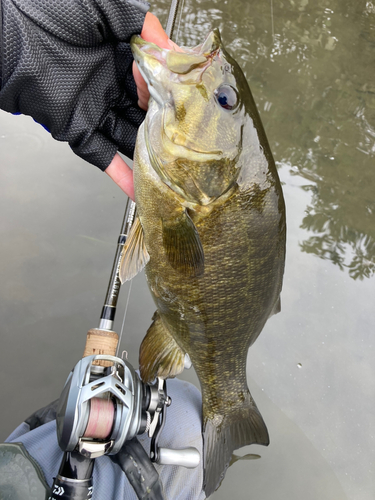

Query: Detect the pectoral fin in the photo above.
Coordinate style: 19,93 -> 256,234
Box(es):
140,312 -> 185,383
162,210 -> 204,277
119,216 -> 150,283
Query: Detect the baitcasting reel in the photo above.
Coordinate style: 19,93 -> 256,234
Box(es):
50,351 -> 200,500
56,352 -> 199,465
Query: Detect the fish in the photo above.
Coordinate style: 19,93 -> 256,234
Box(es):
120,29 -> 286,496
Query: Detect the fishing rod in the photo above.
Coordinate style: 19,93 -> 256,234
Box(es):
50,3 -> 199,500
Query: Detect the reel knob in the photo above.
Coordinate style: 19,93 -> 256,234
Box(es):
156,447 -> 201,469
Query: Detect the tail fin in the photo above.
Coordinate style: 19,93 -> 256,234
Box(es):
203,403 -> 269,497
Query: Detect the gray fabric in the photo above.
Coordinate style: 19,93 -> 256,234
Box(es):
0,442 -> 49,499
5,379 -> 205,500
25,399 -> 59,430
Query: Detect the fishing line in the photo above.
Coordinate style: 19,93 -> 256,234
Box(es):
116,279 -> 133,358
271,0 -> 275,43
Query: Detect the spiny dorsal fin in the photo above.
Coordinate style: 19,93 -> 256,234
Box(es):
140,312 -> 186,383
162,210 -> 204,277
119,215 -> 150,283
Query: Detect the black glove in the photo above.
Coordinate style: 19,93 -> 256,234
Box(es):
0,0 -> 149,169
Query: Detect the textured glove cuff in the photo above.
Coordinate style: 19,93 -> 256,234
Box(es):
0,0 -> 149,169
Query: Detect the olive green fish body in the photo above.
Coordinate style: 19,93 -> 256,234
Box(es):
123,30 -> 286,496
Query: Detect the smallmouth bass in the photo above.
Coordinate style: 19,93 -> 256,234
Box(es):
121,30 -> 286,496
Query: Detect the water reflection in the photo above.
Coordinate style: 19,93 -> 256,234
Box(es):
153,0 -> 375,279
298,172 -> 375,280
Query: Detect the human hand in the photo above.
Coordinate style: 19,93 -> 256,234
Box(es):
106,12 -> 180,199
0,0 -> 169,199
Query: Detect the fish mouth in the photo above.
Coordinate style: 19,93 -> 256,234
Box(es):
131,30 -> 219,76
131,37 -> 167,106
132,36 -> 224,160
131,32 -> 219,109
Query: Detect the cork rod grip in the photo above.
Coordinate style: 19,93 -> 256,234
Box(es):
83,329 -> 119,367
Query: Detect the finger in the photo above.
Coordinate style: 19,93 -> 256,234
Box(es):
105,153 -> 134,200
101,108 -> 144,159
141,12 -> 170,49
142,12 -> 183,51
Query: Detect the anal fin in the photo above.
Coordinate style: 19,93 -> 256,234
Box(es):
140,312 -> 185,383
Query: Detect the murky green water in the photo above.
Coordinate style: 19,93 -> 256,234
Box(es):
0,0 -> 374,499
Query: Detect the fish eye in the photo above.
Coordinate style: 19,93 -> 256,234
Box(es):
214,85 -> 238,111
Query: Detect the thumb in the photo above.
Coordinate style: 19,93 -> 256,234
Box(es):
141,12 -> 175,49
